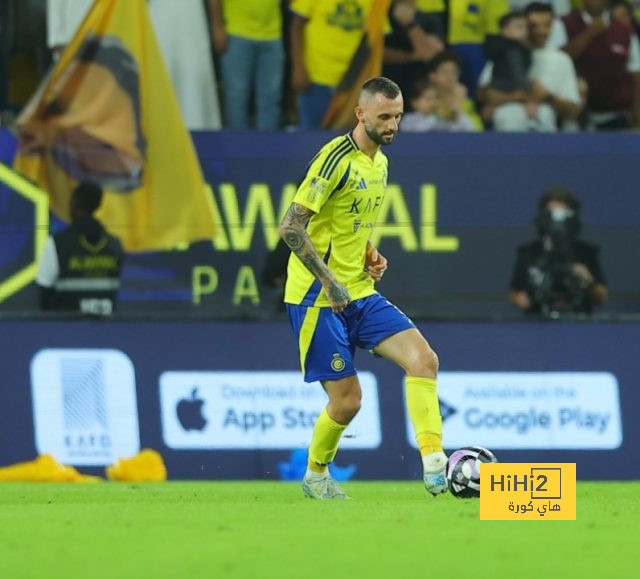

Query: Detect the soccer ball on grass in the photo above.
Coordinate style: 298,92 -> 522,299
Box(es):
445,446 -> 498,498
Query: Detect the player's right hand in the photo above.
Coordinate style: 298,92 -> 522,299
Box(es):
324,280 -> 351,313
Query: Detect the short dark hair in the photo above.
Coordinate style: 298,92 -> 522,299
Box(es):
612,0 -> 634,17
428,50 -> 461,74
73,181 -> 104,214
361,77 -> 401,100
524,2 -> 554,16
538,186 -> 581,213
499,11 -> 526,30
410,78 -> 436,100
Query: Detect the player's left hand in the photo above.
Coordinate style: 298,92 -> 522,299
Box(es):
366,246 -> 388,281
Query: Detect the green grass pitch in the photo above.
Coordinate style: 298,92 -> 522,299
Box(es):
0,481 -> 636,578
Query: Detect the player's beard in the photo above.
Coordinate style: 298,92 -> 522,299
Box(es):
365,124 -> 396,146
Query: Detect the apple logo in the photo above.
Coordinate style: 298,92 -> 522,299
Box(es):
176,388 -> 207,431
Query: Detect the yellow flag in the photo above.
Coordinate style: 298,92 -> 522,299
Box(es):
14,0 -> 215,251
321,0 -> 391,130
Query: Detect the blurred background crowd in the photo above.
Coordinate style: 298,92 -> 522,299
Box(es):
1,0 -> 640,133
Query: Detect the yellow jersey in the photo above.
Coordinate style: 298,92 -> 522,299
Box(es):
284,133 -> 389,307
448,0 -> 508,44
416,0 -> 445,12
224,0 -> 282,41
290,0 -> 374,87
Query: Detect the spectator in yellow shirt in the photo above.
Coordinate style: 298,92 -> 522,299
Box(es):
210,0 -> 284,129
290,0 -> 382,128
447,0 -> 510,96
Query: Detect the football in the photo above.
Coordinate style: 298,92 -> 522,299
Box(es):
446,446 -> 498,498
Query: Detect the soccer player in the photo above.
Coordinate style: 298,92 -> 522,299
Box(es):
279,77 -> 446,499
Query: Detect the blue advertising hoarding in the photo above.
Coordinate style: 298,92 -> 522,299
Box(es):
1,318 -> 637,481
1,130 -> 639,316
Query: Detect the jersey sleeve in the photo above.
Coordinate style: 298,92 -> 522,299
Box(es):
556,54 -> 581,105
483,0 -> 509,36
35,236 -> 59,287
292,145 -> 351,213
626,34 -> 640,72
290,0 -> 313,19
477,62 -> 493,88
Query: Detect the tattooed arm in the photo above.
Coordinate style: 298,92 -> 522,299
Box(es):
279,202 -> 351,313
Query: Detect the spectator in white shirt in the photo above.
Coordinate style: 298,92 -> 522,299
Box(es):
477,2 -> 581,132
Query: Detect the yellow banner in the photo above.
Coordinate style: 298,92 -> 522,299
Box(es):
321,0 -> 392,130
480,463 -> 576,520
14,0 -> 215,251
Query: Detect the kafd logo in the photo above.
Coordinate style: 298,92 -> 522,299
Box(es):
30,349 -> 140,466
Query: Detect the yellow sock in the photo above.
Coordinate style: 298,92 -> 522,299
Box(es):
405,376 -> 443,457
308,408 -> 347,473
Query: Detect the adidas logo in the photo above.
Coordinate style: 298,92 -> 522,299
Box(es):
357,178 -> 367,190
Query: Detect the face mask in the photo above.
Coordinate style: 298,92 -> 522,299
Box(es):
549,207 -> 574,222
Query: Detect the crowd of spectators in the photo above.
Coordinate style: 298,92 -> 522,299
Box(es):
1,0 -> 640,132
0,1 -> 616,317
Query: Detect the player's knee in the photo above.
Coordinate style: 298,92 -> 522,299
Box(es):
406,346 -> 439,378
337,392 -> 362,421
344,394 -> 362,419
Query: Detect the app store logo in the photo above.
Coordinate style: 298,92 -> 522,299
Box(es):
177,388 -> 208,431
159,371 -> 382,450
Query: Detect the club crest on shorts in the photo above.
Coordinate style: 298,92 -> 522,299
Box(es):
331,353 -> 346,372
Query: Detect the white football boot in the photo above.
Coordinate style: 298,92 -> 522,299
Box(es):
423,451 -> 448,496
302,473 -> 350,500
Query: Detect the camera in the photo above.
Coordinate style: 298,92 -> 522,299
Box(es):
529,206 -> 586,316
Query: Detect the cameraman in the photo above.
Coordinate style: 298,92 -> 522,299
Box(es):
508,186 -> 608,316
